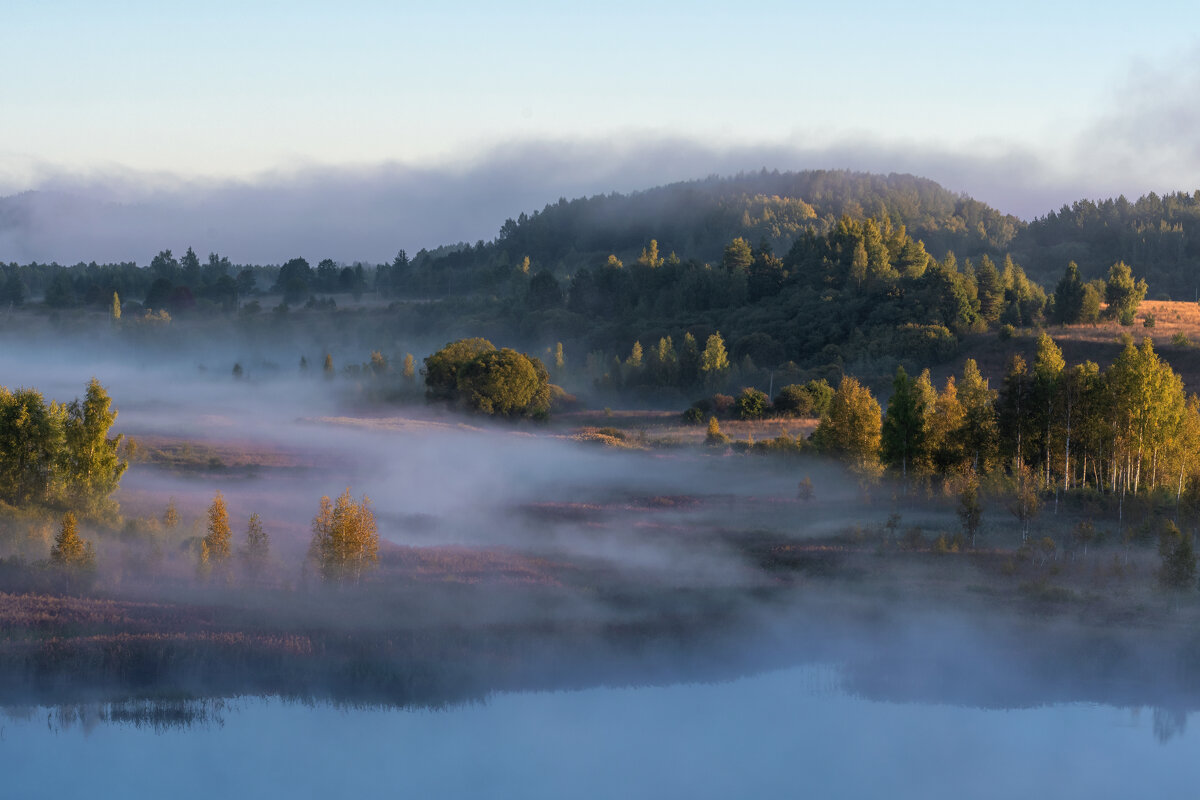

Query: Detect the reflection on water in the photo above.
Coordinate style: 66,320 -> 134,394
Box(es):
0,665 -> 1194,800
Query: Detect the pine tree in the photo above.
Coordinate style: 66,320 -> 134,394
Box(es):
1104,261 -> 1148,321
111,292 -> 121,322
203,491 -> 232,564
705,416 -> 729,446
323,353 -> 335,378
50,511 -> 95,569
881,366 -> 925,479
1052,262 -> 1085,324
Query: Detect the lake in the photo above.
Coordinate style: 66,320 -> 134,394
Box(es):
1,662 -> 1194,799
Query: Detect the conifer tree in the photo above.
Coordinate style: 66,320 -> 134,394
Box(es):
705,416 -> 729,446
881,366 -> 925,479
50,511 -> 95,569
1052,262 -> 1085,324
203,491 -> 232,564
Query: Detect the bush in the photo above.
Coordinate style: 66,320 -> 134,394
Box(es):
1172,332 -> 1191,347
711,394 -> 735,417
998,324 -> 1015,341
424,339 -> 551,419
681,407 -> 706,425
1143,313 -> 1156,328
734,387 -> 769,420
1118,309 -> 1136,326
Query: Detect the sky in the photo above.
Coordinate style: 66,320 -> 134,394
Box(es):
3,1 -> 1200,262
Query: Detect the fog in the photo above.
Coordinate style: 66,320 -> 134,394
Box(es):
2,320 -> 1200,770
4,127 -> 1198,266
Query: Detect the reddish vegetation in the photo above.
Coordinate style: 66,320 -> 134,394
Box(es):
381,546 -> 569,586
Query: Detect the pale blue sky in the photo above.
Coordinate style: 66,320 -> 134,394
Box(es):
3,1 -> 1198,183
3,2 -> 1200,261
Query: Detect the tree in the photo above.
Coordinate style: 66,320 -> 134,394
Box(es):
881,366 -> 926,479
454,348 -> 552,418
1032,333 -> 1065,488
705,416 -> 729,446
111,292 -> 121,322
957,469 -> 983,548
323,353 -> 335,378
701,332 -> 730,379
1103,261 -> 1147,321
163,497 -> 180,530
203,491 -> 232,566
402,354 -> 416,381
50,511 -> 95,569
811,376 -> 882,474
61,378 -> 128,513
1158,520 -> 1196,591
626,341 -> 644,369
369,351 -> 388,376
308,488 -> 379,584
735,387 -> 769,420
0,387 -> 66,506
637,239 -> 664,268
554,343 -> 565,371
274,257 -> 313,304
1052,262 -> 1085,325
243,513 -> 269,578
998,355 -> 1033,470
423,337 -> 496,401
958,359 -> 998,473
180,246 -> 202,285
723,238 -> 753,271
1008,462 -> 1041,542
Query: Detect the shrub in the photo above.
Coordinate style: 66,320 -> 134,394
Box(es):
705,417 -> 729,446
734,387 -> 769,420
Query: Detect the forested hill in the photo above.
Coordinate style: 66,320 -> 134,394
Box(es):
403,171 -> 1023,292
1010,191 -> 1200,299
